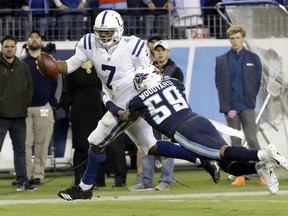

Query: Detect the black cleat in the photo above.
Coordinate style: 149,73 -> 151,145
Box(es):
57,185 -> 93,201
16,182 -> 37,191
200,159 -> 221,184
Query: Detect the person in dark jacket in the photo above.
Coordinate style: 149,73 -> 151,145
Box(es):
61,60 -> 105,186
153,40 -> 183,80
64,61 -> 129,188
22,31 -> 58,185
215,25 -> 264,186
129,40 -> 185,191
0,35 -> 35,191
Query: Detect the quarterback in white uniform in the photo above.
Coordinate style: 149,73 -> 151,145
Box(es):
56,10 -> 219,201
58,11 -> 155,154
72,33 -> 156,154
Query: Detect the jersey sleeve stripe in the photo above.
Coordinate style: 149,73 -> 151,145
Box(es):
83,34 -> 92,50
88,34 -> 92,49
136,41 -> 145,57
131,38 -> 141,56
84,35 -> 87,49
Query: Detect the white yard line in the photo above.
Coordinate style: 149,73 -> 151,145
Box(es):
1,190 -> 288,205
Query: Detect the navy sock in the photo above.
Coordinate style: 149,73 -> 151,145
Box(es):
82,149 -> 106,185
155,140 -> 197,163
225,146 -> 258,161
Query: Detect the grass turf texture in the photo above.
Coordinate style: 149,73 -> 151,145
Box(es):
0,168 -> 288,216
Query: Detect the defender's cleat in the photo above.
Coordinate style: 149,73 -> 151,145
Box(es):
256,161 -> 279,195
231,176 -> 245,186
57,185 -> 93,201
201,159 -> 221,183
263,144 -> 288,170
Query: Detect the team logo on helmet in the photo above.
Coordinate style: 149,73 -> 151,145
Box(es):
134,73 -> 148,85
133,64 -> 162,91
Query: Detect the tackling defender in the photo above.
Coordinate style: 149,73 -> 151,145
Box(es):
118,64 -> 288,195
55,10 -> 219,201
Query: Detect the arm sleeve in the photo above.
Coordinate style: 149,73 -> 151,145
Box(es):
66,56 -> 83,74
102,91 -> 123,117
106,101 -> 123,117
66,35 -> 90,73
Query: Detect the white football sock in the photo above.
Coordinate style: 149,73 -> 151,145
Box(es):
79,182 -> 93,191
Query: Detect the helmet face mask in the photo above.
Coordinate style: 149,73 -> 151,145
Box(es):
94,30 -> 115,47
93,10 -> 124,48
134,64 -> 162,91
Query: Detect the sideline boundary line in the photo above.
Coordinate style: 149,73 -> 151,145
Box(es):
1,190 -> 288,205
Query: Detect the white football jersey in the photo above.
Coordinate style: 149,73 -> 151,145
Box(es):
74,33 -> 151,108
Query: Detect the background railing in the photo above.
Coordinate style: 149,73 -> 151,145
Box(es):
0,7 -> 229,42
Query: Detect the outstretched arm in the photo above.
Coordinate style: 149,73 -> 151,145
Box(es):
57,56 -> 84,74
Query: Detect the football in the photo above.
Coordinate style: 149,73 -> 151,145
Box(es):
37,52 -> 59,80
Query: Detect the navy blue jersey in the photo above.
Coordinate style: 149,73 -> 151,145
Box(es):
127,77 -> 194,138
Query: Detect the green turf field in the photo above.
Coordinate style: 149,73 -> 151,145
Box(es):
1,167 -> 288,216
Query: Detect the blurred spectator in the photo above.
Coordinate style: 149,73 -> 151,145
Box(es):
87,0 -> 99,8
0,1 -> 15,37
106,133 -> 132,187
129,40 -> 183,191
146,35 -> 162,61
0,35 -> 35,191
129,35 -> 161,186
53,0 -> 86,40
22,31 -> 58,185
151,40 -> 183,191
202,0 -> 227,39
28,0 -> 50,38
52,72 -> 70,159
95,133 -> 136,188
171,0 -> 203,39
99,0 -> 127,9
60,60 -> 130,188
0,0 -> 28,39
215,25 -> 264,186
16,0 -> 50,40
59,60 -> 105,186
140,0 -> 173,39
283,0 -> 288,8
125,0 -> 142,36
